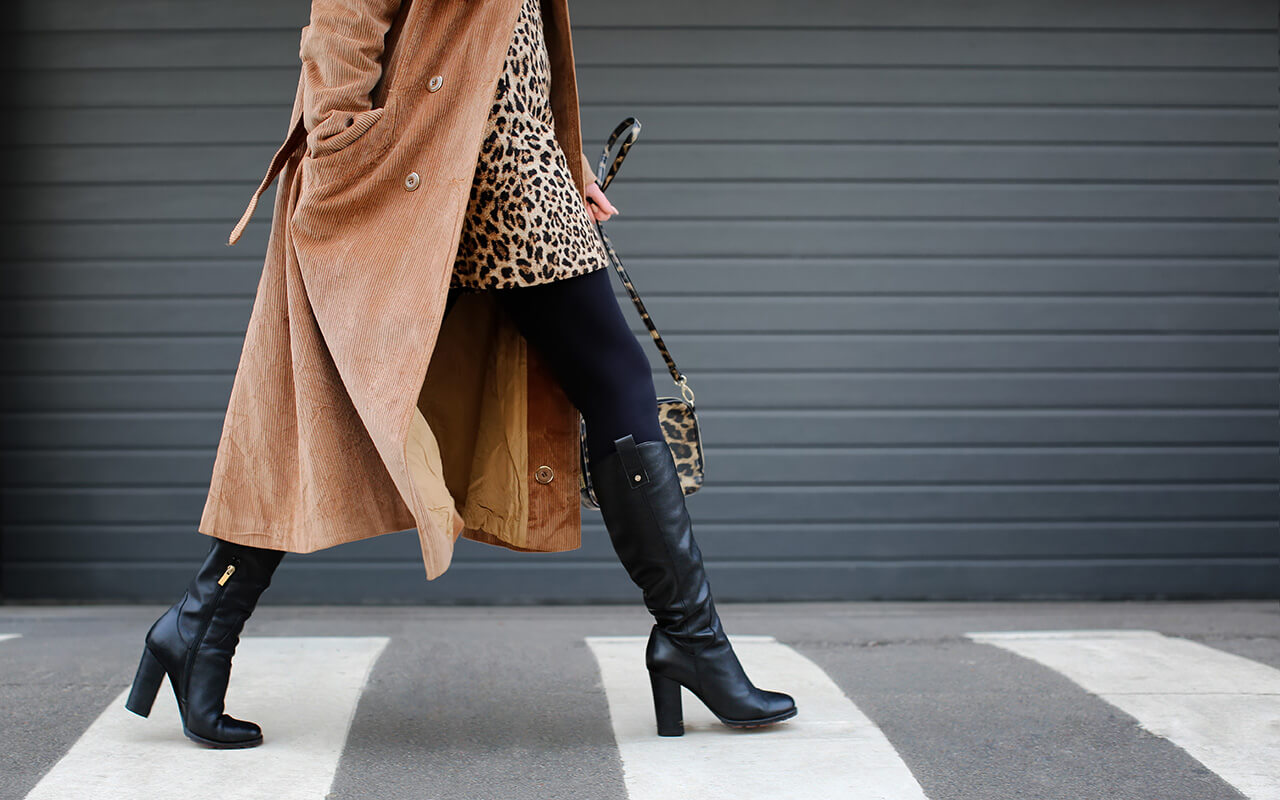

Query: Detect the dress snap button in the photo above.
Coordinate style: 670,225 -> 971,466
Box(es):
428,75 -> 444,92
404,172 -> 420,191
534,465 -> 554,484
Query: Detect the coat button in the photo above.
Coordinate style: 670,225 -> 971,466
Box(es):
428,75 -> 444,92
404,172 -> 420,191
534,465 -> 554,484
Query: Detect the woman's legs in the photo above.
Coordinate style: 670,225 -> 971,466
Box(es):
476,267 -> 795,736
484,268 -> 665,461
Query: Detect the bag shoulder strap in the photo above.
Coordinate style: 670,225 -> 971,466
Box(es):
592,118 -> 695,405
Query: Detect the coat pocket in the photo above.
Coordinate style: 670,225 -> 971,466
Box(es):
308,106 -> 387,159
301,93 -> 400,193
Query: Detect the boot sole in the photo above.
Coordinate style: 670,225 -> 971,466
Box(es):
183,727 -> 264,749
713,705 -> 798,729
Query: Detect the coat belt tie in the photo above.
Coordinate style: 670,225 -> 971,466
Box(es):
227,115 -> 308,247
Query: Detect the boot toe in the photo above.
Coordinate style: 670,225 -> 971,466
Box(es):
715,690 -> 797,728
763,689 -> 797,716
218,715 -> 263,743
185,715 -> 263,748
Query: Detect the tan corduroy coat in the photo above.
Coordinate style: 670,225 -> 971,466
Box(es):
200,0 -> 601,579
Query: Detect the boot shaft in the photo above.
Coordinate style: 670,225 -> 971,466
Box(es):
183,537 -> 285,647
149,537 -> 285,662
587,434 -> 719,643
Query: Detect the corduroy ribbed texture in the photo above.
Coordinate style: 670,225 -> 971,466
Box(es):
203,0 -> 590,580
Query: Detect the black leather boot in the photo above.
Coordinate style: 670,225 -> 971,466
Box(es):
589,433 -> 797,736
124,536 -> 285,748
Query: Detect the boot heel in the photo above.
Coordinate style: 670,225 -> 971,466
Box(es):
124,647 -> 165,717
649,669 -> 684,736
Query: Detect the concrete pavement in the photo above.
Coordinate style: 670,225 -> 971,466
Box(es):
1,600 -> 1276,800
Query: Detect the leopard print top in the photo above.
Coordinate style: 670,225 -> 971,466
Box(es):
449,0 -> 609,290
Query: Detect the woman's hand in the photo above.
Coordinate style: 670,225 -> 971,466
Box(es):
585,182 -> 619,222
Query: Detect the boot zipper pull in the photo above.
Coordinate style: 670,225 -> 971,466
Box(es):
217,565 -> 236,586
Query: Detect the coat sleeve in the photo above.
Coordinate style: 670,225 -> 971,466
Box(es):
299,0 -> 404,155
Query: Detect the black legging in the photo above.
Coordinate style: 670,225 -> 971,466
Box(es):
444,267 -> 665,465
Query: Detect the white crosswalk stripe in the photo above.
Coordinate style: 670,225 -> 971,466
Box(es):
967,629 -> 1280,800
586,634 -> 931,800
0,633 -> 21,643
22,636 -> 389,800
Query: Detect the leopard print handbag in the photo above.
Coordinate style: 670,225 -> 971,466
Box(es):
579,118 -> 706,510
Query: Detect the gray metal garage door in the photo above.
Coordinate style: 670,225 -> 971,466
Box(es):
1,0 -> 1276,602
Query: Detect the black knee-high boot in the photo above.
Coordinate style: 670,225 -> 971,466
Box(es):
125,536 -> 285,748
589,433 -> 797,736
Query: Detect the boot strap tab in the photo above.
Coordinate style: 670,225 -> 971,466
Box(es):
613,434 -> 650,489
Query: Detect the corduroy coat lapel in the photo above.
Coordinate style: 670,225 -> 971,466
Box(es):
201,0 -> 596,579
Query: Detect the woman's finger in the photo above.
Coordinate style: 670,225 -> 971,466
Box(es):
586,184 -> 619,220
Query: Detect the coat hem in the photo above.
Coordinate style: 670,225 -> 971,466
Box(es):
196,513 -> 417,555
